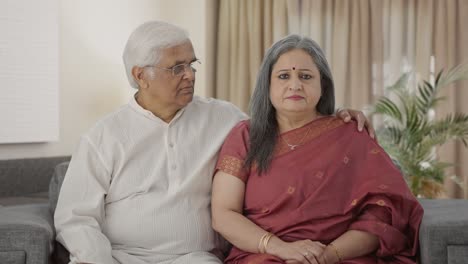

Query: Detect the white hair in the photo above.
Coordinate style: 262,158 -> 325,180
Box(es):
123,21 -> 190,88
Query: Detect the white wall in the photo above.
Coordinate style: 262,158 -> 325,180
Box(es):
0,0 -> 215,159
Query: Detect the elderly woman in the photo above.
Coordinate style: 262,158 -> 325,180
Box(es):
211,35 -> 423,264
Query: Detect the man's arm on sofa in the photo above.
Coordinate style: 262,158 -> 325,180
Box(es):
54,136 -> 115,264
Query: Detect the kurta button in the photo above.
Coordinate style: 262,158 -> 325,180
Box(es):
171,165 -> 177,170
169,143 -> 174,148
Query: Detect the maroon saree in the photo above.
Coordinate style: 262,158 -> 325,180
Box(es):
215,116 -> 423,264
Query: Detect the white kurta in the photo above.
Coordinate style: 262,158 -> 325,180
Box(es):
54,95 -> 247,264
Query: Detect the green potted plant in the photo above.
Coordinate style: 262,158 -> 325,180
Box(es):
370,64 -> 468,198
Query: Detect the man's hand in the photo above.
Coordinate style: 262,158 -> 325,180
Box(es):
336,109 -> 375,139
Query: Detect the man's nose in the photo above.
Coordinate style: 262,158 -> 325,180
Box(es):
182,66 -> 196,80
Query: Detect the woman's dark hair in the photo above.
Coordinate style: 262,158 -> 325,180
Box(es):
244,34 -> 335,175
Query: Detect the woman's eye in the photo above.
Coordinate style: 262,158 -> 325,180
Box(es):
300,74 -> 312,80
279,73 -> 289,79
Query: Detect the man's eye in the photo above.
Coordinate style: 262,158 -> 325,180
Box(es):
173,65 -> 185,73
279,74 -> 289,79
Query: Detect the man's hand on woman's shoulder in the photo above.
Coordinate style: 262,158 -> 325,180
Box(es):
336,108 -> 375,139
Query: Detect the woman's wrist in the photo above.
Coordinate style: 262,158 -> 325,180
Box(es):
264,235 -> 284,256
257,232 -> 274,253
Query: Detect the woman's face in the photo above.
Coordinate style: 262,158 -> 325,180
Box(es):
270,48 -> 321,118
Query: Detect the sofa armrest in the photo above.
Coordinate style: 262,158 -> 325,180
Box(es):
0,203 -> 54,264
419,199 -> 468,264
48,161 -> 71,264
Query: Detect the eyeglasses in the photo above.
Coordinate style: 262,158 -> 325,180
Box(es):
146,60 -> 201,76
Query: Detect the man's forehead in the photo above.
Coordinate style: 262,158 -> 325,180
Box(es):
159,42 -> 196,64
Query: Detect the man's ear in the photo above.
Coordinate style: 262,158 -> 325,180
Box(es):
132,66 -> 148,89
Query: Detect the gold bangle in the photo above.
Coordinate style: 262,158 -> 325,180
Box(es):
329,243 -> 342,262
263,232 -> 274,253
258,232 -> 269,253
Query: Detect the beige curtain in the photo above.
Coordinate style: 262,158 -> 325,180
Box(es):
290,0 -> 468,198
432,0 -> 468,198
215,0 -> 289,112
287,0 -> 374,110
215,0 -> 468,197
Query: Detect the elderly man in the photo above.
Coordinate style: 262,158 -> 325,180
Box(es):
54,21 -> 374,264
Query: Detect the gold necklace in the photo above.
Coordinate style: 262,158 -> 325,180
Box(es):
280,126 -> 312,150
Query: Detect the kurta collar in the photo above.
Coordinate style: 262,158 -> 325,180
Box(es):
129,92 -> 186,124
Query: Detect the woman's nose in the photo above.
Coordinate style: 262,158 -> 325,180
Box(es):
289,77 -> 302,91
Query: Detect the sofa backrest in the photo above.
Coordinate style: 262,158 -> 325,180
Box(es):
0,156 -> 70,197
49,161 -> 69,213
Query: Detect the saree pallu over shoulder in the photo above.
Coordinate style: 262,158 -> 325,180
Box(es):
215,116 -> 423,264
216,117 -> 345,182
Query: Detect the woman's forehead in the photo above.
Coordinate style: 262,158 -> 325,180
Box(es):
273,50 -> 317,71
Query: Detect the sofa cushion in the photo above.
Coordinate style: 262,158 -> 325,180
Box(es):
48,162 -> 69,214
0,250 -> 26,264
447,245 -> 468,264
0,192 -> 48,207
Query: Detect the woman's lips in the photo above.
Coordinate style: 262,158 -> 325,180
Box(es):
286,95 -> 304,100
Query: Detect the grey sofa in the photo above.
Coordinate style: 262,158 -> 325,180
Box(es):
0,157 -> 70,264
1,157 -> 468,264
419,199 -> 468,263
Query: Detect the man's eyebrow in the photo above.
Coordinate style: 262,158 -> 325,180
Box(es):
173,58 -> 198,66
